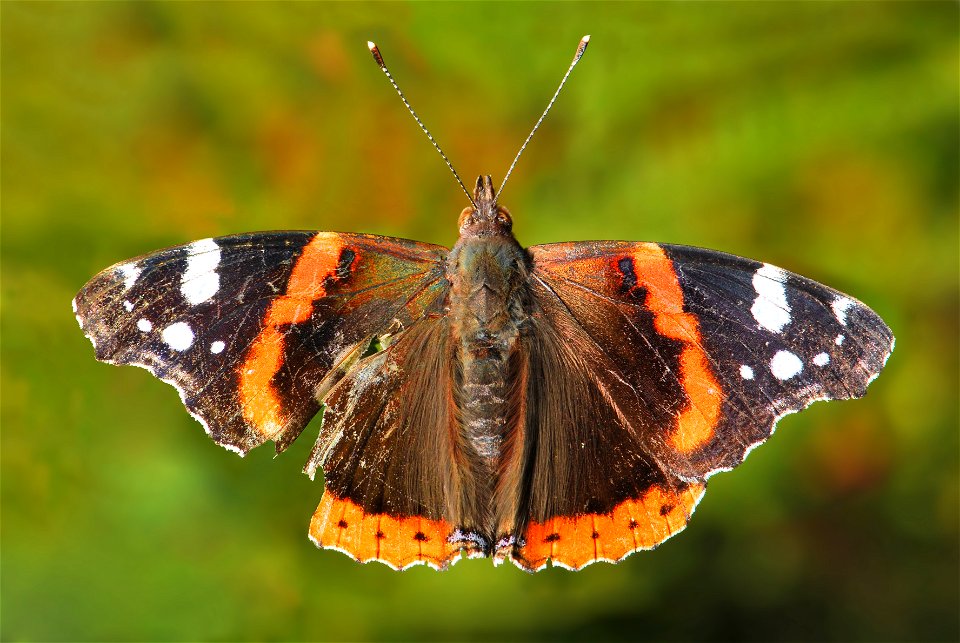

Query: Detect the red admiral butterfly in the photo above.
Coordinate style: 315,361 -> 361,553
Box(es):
74,37 -> 894,571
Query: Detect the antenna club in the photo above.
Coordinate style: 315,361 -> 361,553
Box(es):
574,35 -> 591,62
367,41 -> 386,69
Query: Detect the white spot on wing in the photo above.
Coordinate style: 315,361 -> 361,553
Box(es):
137,318 -> 153,332
770,350 -> 803,380
740,365 -> 754,380
835,334 -> 845,345
162,322 -> 194,351
72,297 -> 83,329
832,297 -> 853,326
117,263 -> 141,290
813,352 -> 830,367
123,300 -> 134,312
181,238 -> 221,305
210,340 -> 225,354
751,264 -> 791,333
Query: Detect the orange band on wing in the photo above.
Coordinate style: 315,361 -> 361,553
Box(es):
239,232 -> 344,439
628,244 -> 722,454
309,491 -> 462,570
514,483 -> 705,571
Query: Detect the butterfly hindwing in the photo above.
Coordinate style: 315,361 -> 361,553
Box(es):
508,311 -> 706,570
74,231 -> 449,455
304,317 -> 478,570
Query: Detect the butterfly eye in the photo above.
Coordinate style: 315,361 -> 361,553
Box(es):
496,209 -> 513,228
458,207 -> 476,229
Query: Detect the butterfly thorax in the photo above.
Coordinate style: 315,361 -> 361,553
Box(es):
444,175 -> 532,537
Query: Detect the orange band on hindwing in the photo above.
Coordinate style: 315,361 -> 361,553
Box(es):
309,492 -> 462,570
626,244 -> 722,454
515,483 -> 706,571
239,232 -> 345,439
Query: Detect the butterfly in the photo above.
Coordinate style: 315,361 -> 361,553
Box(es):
73,37 -> 894,571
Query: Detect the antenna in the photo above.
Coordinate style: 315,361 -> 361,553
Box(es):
367,41 -> 476,207
496,35 -> 590,201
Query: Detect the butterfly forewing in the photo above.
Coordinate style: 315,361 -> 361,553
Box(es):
528,241 -> 894,481
74,231 -> 449,455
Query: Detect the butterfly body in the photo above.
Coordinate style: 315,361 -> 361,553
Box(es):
444,175 -> 535,549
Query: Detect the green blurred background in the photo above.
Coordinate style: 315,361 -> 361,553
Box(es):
3,3 -> 957,641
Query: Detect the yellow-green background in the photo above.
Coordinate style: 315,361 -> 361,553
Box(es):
3,3 -> 957,641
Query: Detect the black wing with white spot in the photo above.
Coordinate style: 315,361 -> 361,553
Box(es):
661,244 -> 895,478
73,232 -> 449,455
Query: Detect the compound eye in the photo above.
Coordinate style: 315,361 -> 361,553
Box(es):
458,207 -> 476,228
495,209 -> 512,228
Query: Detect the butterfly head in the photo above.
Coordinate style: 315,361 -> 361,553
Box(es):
458,175 -> 513,237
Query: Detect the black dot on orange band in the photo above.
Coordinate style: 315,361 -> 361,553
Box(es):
413,531 -> 428,542
375,530 -> 385,539
337,519 -> 348,528
659,504 -> 674,516
591,531 -> 600,539
618,257 -> 637,292
545,533 -> 561,543
628,519 -> 639,529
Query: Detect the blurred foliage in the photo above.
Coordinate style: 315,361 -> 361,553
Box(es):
2,3 -> 957,642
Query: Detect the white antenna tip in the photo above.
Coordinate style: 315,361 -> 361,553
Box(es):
367,41 -> 386,68
572,35 -> 590,62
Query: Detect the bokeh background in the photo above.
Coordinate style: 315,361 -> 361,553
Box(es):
3,3 -> 957,641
